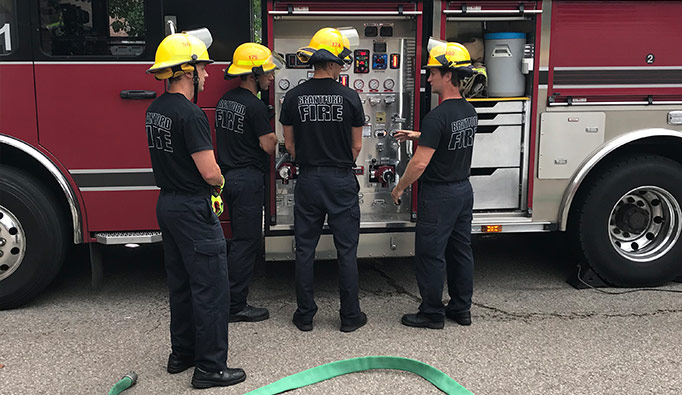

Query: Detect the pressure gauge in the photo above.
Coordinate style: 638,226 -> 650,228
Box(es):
368,79 -> 380,91
278,79 -> 290,90
383,78 -> 395,90
297,78 -> 307,86
353,79 -> 365,90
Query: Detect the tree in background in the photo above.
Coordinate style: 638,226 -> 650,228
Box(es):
109,0 -> 144,37
252,0 -> 262,43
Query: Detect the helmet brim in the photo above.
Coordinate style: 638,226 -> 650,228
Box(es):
307,49 -> 346,65
147,58 -> 214,74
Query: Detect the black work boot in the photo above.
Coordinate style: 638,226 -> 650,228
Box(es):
292,313 -> 313,331
401,313 -> 444,329
191,367 -> 246,389
166,353 -> 194,374
340,312 -> 367,333
229,304 -> 269,323
446,310 -> 472,326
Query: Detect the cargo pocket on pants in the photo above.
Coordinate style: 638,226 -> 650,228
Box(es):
416,199 -> 439,238
193,238 -> 227,280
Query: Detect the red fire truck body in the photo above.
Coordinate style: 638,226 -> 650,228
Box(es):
1,0 -> 682,309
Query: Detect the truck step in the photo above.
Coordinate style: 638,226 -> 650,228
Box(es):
95,231 -> 162,245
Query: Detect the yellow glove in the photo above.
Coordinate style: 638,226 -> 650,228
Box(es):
211,194 -> 224,217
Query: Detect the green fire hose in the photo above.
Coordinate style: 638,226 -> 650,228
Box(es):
108,372 -> 137,395
107,357 -> 471,394
244,356 -> 472,395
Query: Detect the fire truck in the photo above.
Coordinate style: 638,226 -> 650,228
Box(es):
1,0 -> 682,309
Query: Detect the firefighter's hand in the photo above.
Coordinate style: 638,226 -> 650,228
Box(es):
393,130 -> 420,142
391,186 -> 403,206
211,194 -> 224,217
211,175 -> 225,197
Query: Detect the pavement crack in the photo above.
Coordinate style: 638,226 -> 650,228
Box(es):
474,302 -> 682,322
369,265 -> 421,303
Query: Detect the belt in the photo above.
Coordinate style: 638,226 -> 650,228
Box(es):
160,189 -> 209,197
300,165 -> 352,173
224,166 -> 264,174
421,178 -> 469,185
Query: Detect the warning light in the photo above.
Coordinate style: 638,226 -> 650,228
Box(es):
390,54 -> 400,69
354,49 -> 370,73
481,225 -> 502,233
339,74 -> 349,87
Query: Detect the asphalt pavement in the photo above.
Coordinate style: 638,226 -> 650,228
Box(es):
1,233 -> 681,395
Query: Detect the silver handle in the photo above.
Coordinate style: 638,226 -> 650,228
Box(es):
549,101 -> 682,107
443,9 -> 542,14
270,10 -> 421,16
275,153 -> 291,170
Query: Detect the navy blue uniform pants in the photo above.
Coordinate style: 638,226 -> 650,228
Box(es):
223,167 -> 265,314
293,166 -> 362,324
156,191 -> 230,372
415,180 -> 474,320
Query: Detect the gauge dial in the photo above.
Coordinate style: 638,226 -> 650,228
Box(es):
353,79 -> 365,90
278,79 -> 290,90
383,78 -> 395,90
368,79 -> 380,90
297,79 -> 307,86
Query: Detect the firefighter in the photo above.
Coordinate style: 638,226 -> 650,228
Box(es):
391,41 -> 477,329
145,31 -> 246,388
218,43 -> 281,323
279,27 -> 367,332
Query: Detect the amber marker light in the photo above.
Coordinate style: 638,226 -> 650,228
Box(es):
481,225 -> 502,233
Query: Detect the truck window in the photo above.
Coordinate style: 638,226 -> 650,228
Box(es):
0,0 -> 16,55
162,0 -> 251,62
38,0 -> 145,57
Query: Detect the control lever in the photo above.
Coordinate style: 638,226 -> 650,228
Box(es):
275,152 -> 291,170
368,96 -> 382,106
391,114 -> 406,124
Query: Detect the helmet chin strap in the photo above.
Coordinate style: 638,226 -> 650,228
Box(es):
192,68 -> 199,104
256,78 -> 265,93
191,54 -> 199,104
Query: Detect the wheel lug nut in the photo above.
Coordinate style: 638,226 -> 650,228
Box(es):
0,250 -> 3,257
0,238 -> 5,246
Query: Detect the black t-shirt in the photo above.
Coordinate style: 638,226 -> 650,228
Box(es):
146,92 -> 214,193
279,78 -> 365,167
216,87 -> 273,173
419,98 -> 478,183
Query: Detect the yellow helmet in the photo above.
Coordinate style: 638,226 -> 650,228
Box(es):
147,32 -> 214,80
424,41 -> 472,70
226,42 -> 284,78
297,27 -> 358,65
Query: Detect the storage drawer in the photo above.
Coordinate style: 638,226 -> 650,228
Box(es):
472,125 -> 522,168
477,113 -> 523,126
471,168 -> 520,210
471,100 -> 525,114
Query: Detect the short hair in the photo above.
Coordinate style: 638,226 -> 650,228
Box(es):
313,61 -> 336,71
436,68 -> 459,87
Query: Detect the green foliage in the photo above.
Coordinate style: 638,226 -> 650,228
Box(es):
109,0 -> 145,37
253,0 -> 262,43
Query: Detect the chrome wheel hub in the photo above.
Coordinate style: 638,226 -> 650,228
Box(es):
0,205 -> 26,281
608,186 -> 682,262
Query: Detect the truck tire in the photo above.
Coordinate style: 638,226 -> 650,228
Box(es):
571,155 -> 682,286
0,166 -> 67,309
